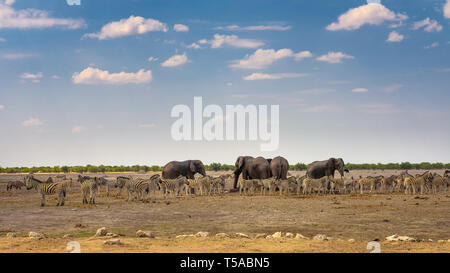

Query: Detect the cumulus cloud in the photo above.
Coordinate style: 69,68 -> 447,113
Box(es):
20,72 -> 43,80
72,126 -> 85,133
214,24 -> 291,31
444,0 -> 450,19
386,31 -> 404,42
160,53 -> 190,67
185,42 -> 202,49
412,18 -> 443,32
229,48 -> 311,70
316,52 -> 354,64
352,88 -> 369,93
326,3 -> 407,31
148,56 -> 158,62
173,24 -> 189,32
0,105 -> 4,110
22,117 -> 43,127
0,0 -> 85,29
206,34 -> 264,49
72,67 -> 152,84
84,16 -> 168,40
243,73 -> 308,80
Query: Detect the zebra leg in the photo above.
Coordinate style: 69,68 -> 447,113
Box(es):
41,194 -> 45,207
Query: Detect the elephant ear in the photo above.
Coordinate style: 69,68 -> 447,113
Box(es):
328,158 -> 336,168
189,161 -> 196,173
237,157 -> 245,169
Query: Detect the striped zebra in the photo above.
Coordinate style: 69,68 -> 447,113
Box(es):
160,176 -> 189,198
116,176 -> 133,197
123,177 -> 152,202
97,176 -> 118,197
25,175 -> 68,207
145,174 -> 162,200
77,175 -> 99,204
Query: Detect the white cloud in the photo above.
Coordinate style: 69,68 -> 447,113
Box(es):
185,42 -> 202,49
0,1 -> 85,29
214,24 -> 291,31
0,37 -> 5,42
72,126 -> 85,133
148,56 -> 158,62
139,123 -> 156,128
173,24 -> 189,32
84,16 -> 168,40
386,31 -> 404,42
20,72 -> 43,80
0,105 -> 4,110
383,83 -> 403,93
207,34 -> 264,49
229,48 -> 301,70
352,88 -> 369,93
51,75 -> 60,79
22,117 -> 43,127
243,73 -> 308,81
161,53 -> 190,67
316,52 -> 354,63
294,51 -> 313,61
444,0 -> 450,19
227,82 -> 233,86
412,18 -> 443,32
72,67 -> 152,84
1,53 -> 37,60
425,42 -> 439,49
326,3 -> 407,31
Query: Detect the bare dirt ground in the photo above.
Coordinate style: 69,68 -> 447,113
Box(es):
0,170 -> 449,253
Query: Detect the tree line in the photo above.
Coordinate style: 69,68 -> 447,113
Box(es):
0,162 -> 449,174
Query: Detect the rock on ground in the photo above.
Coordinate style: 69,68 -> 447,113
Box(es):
295,233 -> 309,240
313,234 -> 328,241
255,233 -> 267,239
95,227 -> 109,237
28,232 -> 45,239
215,233 -> 230,238
235,233 -> 250,239
285,233 -> 294,238
103,239 -> 122,245
136,230 -> 155,238
272,232 -> 282,238
385,234 -> 416,242
195,231 -> 210,237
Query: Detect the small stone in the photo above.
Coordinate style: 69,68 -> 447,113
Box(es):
235,233 -> 250,239
215,233 -> 230,238
386,234 -> 416,242
28,232 -> 45,239
103,239 -> 122,245
266,235 -> 273,239
95,227 -> 108,237
428,239 -> 433,242
136,230 -> 154,238
63,234 -> 72,239
195,231 -> 210,237
6,233 -> 16,238
313,234 -> 328,241
255,233 -> 267,239
348,239 -> 355,243
176,234 -> 195,238
295,233 -> 309,240
272,232 -> 282,238
285,233 -> 294,238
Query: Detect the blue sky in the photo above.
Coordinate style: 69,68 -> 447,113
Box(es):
0,0 -> 449,167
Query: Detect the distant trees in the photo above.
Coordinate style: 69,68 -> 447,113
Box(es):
1,162 -> 449,174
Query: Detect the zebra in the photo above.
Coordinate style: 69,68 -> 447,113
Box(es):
145,174 -> 162,200
25,175 -> 68,207
6,180 -> 25,191
160,176 -> 189,198
96,176 -> 118,197
116,176 -> 133,197
123,177 -> 152,202
78,175 -> 99,204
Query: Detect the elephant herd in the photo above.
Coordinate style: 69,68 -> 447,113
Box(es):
162,156 -> 348,191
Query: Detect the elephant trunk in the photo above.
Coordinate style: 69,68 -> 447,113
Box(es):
233,169 -> 241,189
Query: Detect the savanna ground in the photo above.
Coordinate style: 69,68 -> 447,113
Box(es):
0,170 -> 449,253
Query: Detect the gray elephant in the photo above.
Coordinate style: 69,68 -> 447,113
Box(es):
233,156 -> 271,189
270,156 -> 289,180
306,158 -> 348,179
162,160 -> 206,179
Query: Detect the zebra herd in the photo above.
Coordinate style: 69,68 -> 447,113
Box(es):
237,170 -> 450,196
13,170 -> 450,206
